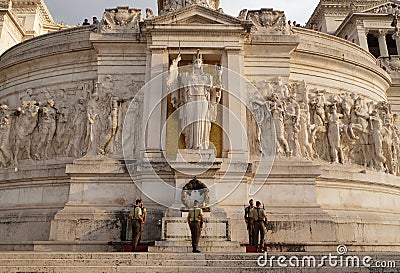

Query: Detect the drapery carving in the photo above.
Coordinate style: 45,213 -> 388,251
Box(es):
248,77 -> 400,175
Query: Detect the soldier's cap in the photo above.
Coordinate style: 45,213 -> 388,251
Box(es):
249,199 -> 253,203
135,199 -> 142,205
193,200 -> 199,204
256,201 -> 261,206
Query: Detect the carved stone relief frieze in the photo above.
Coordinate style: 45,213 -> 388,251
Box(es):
246,9 -> 290,35
159,0 -> 220,14
378,56 -> 400,73
100,7 -> 143,33
372,3 -> 400,14
0,76 -> 145,169
248,77 -> 400,176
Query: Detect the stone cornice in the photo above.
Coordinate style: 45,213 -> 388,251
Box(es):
0,9 -> 26,35
335,12 -> 393,36
306,0 -> 383,27
11,0 -> 55,24
143,4 -> 251,38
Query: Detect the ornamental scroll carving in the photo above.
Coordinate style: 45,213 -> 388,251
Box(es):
248,77 -> 400,175
100,7 -> 142,33
246,9 -> 290,35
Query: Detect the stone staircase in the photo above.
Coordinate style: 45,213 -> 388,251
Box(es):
0,252 -> 399,273
149,240 -> 246,253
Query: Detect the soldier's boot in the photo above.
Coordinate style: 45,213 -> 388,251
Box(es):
193,247 -> 201,253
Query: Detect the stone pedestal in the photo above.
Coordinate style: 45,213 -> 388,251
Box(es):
47,156 -> 136,251
149,215 -> 245,253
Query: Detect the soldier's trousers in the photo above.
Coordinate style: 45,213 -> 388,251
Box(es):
131,220 -> 142,250
189,221 -> 201,248
247,221 -> 255,246
254,221 -> 266,248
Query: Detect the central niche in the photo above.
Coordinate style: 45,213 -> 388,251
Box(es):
165,53 -> 223,158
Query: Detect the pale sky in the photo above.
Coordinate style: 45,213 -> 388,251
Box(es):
45,0 -> 320,26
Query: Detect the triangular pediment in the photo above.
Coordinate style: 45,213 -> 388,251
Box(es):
149,5 -> 243,26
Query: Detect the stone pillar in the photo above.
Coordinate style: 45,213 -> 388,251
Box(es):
393,32 -> 400,55
378,29 -> 389,57
143,46 -> 168,158
356,27 -> 369,51
224,46 -> 248,161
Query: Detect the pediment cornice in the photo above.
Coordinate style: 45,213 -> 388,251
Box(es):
146,5 -> 244,26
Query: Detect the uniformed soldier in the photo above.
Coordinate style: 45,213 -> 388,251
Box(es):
138,200 -> 146,245
251,201 -> 267,252
129,199 -> 144,251
244,199 -> 255,246
187,200 -> 204,253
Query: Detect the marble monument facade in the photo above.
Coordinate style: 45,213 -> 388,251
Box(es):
0,0 -> 399,252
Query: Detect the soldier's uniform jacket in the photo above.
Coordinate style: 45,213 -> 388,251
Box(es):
251,207 -> 267,221
245,206 -> 254,222
188,207 -> 203,222
142,207 -> 147,220
130,206 -> 142,221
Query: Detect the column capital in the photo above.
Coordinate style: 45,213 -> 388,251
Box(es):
393,31 -> 400,40
378,29 -> 388,37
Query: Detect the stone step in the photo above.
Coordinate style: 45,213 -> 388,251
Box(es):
0,258 -> 259,267
1,252 -> 398,273
1,252 -> 399,260
148,245 -> 246,253
0,265 -> 382,273
0,252 -> 400,273
150,240 -> 246,253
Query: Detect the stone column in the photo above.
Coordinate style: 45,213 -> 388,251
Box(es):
224,46 -> 248,161
356,28 -> 369,51
143,46 -> 168,158
392,32 -> 400,55
378,29 -> 389,57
